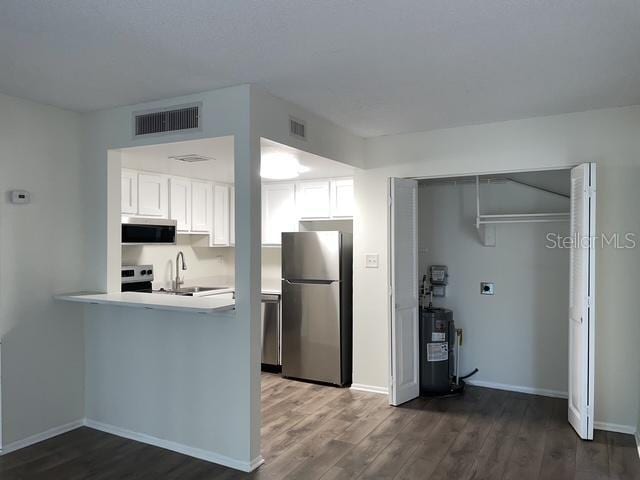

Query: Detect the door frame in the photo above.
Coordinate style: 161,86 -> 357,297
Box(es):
387,164 -> 585,407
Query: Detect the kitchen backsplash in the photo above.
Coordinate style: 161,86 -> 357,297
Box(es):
122,236 -> 234,289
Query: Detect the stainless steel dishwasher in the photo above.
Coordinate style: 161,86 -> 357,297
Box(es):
261,294 -> 281,371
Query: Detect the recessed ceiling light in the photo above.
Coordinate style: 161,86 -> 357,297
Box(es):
261,151 -> 309,180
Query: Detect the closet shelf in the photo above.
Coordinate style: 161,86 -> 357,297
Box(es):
474,175 -> 569,231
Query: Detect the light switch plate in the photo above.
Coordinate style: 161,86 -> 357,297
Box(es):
481,282 -> 495,295
365,254 -> 379,268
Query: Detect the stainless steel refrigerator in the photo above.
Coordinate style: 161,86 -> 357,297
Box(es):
281,231 -> 353,386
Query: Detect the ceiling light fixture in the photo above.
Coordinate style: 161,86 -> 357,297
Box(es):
169,154 -> 215,163
260,151 -> 309,180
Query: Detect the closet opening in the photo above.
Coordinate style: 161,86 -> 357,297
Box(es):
389,165 -> 596,440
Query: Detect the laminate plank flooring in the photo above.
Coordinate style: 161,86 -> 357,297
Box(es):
1,373 -> 638,479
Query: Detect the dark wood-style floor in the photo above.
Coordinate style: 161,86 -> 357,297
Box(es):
1,373 -> 638,479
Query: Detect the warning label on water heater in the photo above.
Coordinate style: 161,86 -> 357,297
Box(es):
427,343 -> 448,362
431,332 -> 446,342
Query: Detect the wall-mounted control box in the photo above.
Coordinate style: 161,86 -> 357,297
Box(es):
431,284 -> 446,297
481,282 -> 495,295
429,265 -> 448,285
428,265 -> 448,297
10,190 -> 31,204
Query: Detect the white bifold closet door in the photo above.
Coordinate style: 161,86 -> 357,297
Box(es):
568,163 -> 596,440
389,178 -> 420,406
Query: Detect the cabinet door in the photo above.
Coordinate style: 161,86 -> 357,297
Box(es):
121,170 -> 138,215
191,181 -> 213,233
229,186 -> 235,246
330,178 -> 354,218
138,173 -> 168,217
296,180 -> 331,219
212,184 -> 230,246
262,183 -> 298,245
170,177 -> 192,232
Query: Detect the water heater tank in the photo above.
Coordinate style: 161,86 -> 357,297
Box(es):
419,307 -> 455,395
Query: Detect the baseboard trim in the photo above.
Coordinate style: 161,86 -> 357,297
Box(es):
0,419 -> 84,455
351,383 -> 389,395
593,421 -> 637,435
465,379 -> 568,399
84,419 -> 259,472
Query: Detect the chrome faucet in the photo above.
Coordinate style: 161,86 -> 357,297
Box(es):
174,251 -> 187,290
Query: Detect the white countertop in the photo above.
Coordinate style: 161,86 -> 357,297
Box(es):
56,291 -> 235,315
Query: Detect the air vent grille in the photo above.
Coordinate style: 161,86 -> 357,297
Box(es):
289,117 -> 306,140
134,104 -> 200,136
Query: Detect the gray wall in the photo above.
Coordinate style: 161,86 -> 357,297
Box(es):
0,93 -> 85,446
419,180 -> 570,395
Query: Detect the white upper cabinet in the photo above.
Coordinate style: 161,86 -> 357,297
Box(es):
229,186 -> 235,246
263,183 -> 298,245
138,173 -> 169,217
296,180 -> 331,219
169,177 -> 192,232
191,180 -> 213,233
212,184 -> 231,246
121,169 -> 138,215
330,178 -> 354,218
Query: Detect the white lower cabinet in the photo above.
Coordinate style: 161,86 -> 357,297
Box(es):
169,177 -> 192,232
191,181 -> 213,233
262,183 -> 298,245
138,173 -> 169,217
212,184 -> 231,246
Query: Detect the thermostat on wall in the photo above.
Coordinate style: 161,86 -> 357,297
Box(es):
10,190 -> 31,204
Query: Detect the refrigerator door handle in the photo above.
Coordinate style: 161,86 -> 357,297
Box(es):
283,279 -> 339,285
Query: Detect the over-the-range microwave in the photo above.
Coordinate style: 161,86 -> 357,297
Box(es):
121,217 -> 177,245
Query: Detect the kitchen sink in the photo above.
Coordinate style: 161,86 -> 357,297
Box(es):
154,286 -> 229,296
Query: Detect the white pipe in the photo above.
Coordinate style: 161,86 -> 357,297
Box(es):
475,176 -> 480,230
455,329 -> 461,386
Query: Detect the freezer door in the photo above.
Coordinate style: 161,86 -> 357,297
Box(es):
282,280 -> 342,384
282,231 -> 341,281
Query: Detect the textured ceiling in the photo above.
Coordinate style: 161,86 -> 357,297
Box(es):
1,0 -> 639,137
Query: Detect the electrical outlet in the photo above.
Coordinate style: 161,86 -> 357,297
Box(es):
365,254 -> 379,268
480,282 -> 495,295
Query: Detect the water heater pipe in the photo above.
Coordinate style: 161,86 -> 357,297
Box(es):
455,329 -> 462,386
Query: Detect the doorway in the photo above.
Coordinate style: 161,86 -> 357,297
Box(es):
389,164 -> 596,440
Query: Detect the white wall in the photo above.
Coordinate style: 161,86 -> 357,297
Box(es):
80,85 -> 262,466
251,87 -> 365,170
354,105 -> 640,430
261,248 -> 282,286
0,93 -> 85,446
419,180 -> 570,395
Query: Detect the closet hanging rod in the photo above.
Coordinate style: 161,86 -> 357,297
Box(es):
478,218 -> 569,225
479,212 -> 569,219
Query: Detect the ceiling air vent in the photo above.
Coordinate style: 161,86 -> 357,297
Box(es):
289,116 -> 306,140
134,103 -> 201,137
